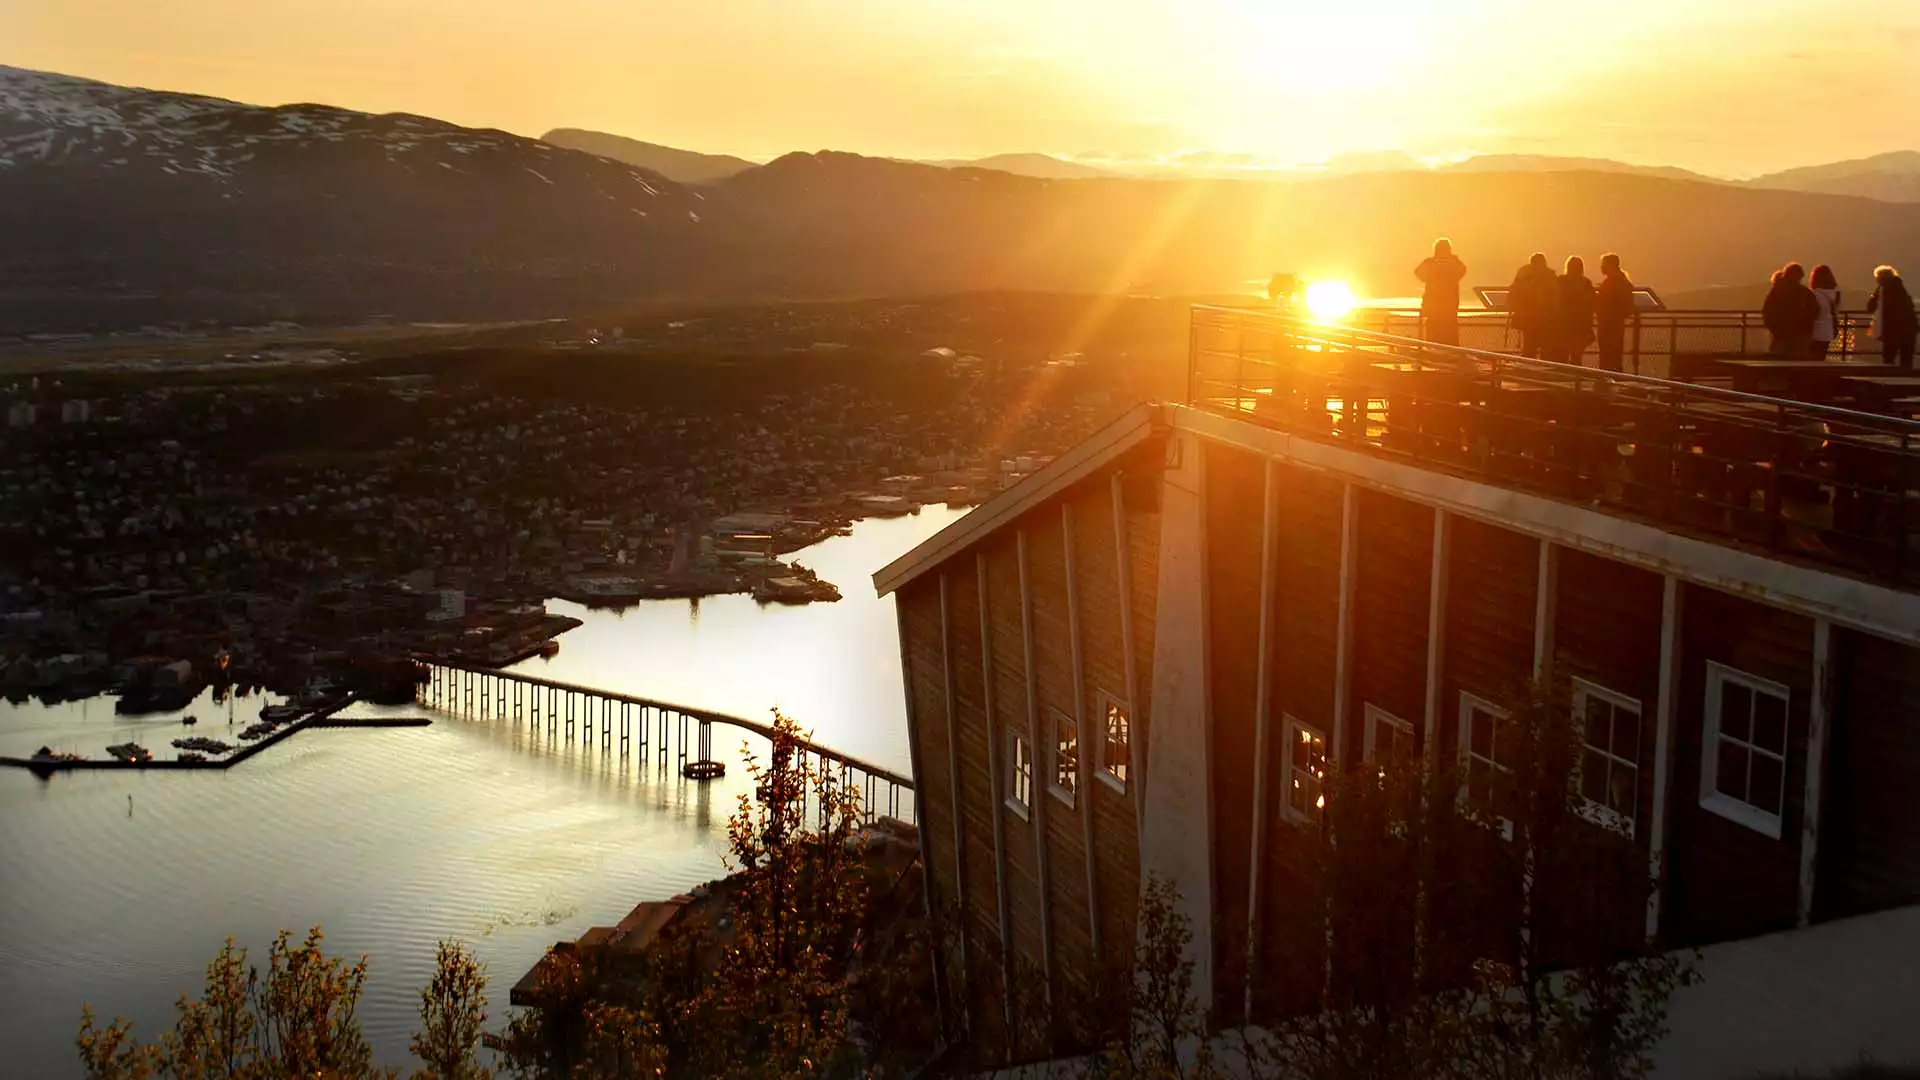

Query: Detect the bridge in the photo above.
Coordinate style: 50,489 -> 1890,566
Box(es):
415,660 -> 917,825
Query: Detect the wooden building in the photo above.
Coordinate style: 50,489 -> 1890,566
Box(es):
873,308 -> 1920,1053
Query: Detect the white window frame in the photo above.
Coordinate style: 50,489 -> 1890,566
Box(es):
1282,715 -> 1330,823
1096,691 -> 1130,794
1458,692 -> 1515,841
1006,728 -> 1033,820
1699,663 -> 1789,840
1048,707 -> 1078,808
1572,679 -> 1642,838
1364,704 -> 1415,773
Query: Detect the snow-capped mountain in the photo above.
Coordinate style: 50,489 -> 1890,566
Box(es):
0,66 -> 709,330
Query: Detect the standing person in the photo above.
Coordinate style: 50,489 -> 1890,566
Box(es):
1809,264 -> 1842,358
1594,253 -> 1636,373
1762,262 -> 1819,356
1415,238 -> 1468,345
1868,264 -> 1918,368
1553,256 -> 1596,364
1507,252 -> 1558,358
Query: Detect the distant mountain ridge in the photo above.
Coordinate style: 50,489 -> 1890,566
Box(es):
8,68 -> 1920,332
0,65 -> 708,329
1747,151 -> 1920,203
541,128 -> 757,183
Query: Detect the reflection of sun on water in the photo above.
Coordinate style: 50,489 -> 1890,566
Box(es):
1304,280 -> 1359,322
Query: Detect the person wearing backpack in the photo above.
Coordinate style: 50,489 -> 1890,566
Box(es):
1507,252 -> 1558,358
1868,264 -> 1918,368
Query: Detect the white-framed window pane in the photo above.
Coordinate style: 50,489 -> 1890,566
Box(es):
1611,705 -> 1640,761
1721,682 -> 1753,743
1715,739 -> 1747,801
1749,753 -> 1784,816
1011,732 -> 1033,808
1581,747 -> 1611,806
1752,691 -> 1786,756
1285,719 -> 1328,819
1053,710 -> 1078,795
1701,663 -> 1791,838
1102,697 -> 1130,784
1607,761 -> 1637,816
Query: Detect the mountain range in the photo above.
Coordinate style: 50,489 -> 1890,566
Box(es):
6,65 -> 1920,333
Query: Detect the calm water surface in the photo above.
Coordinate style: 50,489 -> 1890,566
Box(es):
0,507 -> 963,1077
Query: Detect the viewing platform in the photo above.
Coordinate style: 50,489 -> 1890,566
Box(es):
1189,306 -> 1919,592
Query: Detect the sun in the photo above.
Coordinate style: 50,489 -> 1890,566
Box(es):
1304,280 -> 1359,322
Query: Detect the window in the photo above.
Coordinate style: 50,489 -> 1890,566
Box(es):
1050,707 -> 1078,806
1574,680 -> 1642,836
1364,704 -> 1416,777
1007,729 -> 1033,816
1283,716 -> 1329,821
1700,663 -> 1789,839
1459,693 -> 1514,837
1098,693 -> 1130,791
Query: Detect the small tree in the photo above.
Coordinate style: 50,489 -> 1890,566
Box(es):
678,710 -> 870,1080
411,940 -> 492,1080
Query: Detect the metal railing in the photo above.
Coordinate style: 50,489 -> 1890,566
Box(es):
1348,308 -> 1882,377
1188,306 -> 1919,589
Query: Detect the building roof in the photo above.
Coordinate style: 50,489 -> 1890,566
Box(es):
872,403 -> 1165,596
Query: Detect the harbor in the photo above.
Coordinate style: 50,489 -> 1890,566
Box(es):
0,695 -> 440,773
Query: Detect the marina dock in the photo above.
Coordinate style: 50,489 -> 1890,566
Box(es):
0,697 -> 434,773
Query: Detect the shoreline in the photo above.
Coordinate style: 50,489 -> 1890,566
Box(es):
0,697 -> 434,774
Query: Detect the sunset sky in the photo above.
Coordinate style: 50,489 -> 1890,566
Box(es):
8,0 -> 1918,177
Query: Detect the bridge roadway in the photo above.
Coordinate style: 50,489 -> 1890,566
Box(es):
417,659 -> 916,825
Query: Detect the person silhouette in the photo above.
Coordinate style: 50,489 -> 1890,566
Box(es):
1553,256 -> 1596,365
1508,252 -> 1557,358
1595,253 -> 1636,373
1868,265 -> 1918,368
1763,263 -> 1820,356
1415,238 -> 1468,345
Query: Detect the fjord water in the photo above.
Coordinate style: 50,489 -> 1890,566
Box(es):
0,506 -> 963,1076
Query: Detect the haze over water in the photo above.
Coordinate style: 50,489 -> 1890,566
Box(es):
0,506 -> 963,1077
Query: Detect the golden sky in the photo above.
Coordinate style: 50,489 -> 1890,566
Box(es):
8,0 -> 1918,176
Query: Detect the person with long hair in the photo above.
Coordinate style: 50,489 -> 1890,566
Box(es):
1553,255 -> 1595,364
1809,264 -> 1842,359
1415,238 -> 1468,345
1868,264 -> 1918,369
1762,262 -> 1820,355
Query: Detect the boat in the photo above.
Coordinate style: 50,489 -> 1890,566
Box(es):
30,745 -> 82,763
182,714 -> 199,725
537,639 -> 560,658
178,752 -> 206,763
105,742 -> 152,763
260,704 -> 302,722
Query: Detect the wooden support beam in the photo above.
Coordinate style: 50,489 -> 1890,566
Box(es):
1243,459 -> 1280,1019
1423,508 -> 1451,778
978,552 -> 1016,1041
1331,483 -> 1358,765
1062,503 -> 1102,958
1017,527 -> 1056,1010
893,599 -> 951,1035
1646,575 -> 1683,940
1801,619 -> 1834,927
939,573 -> 971,991
1533,540 -> 1558,680
1110,472 -> 1144,825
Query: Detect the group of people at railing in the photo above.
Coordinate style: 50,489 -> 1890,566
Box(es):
1761,261 -> 1915,367
1413,238 -> 1919,372
1416,239 -> 1638,370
